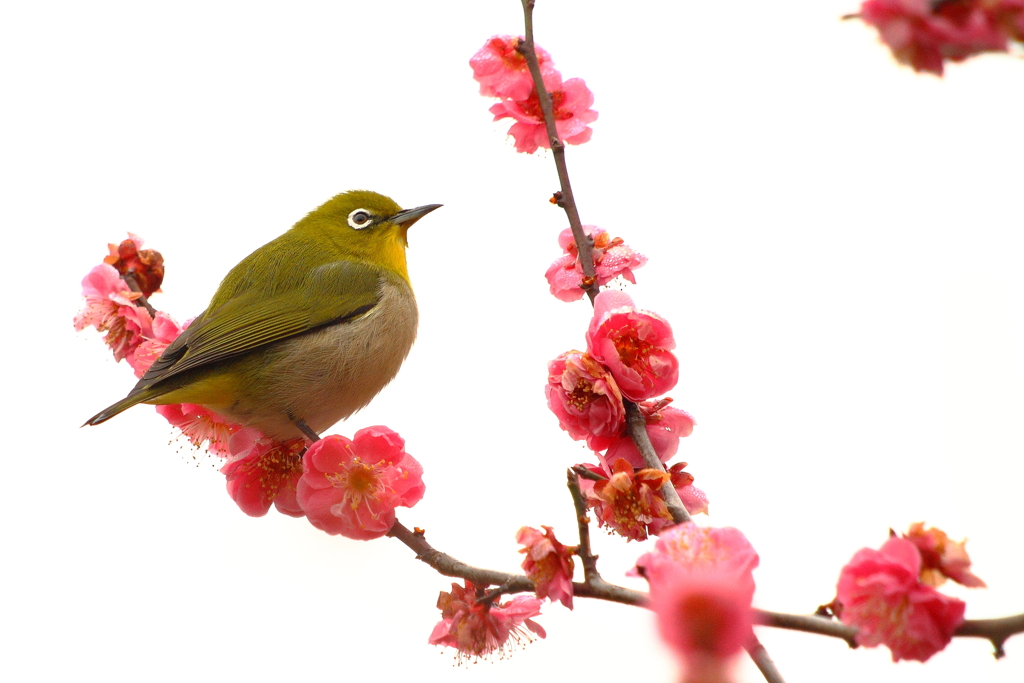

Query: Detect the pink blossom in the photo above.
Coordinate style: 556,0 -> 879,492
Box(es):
128,311 -> 183,377
103,233 -> 164,297
836,536 -> 966,662
156,403 -> 242,457
221,428 -> 306,517
545,226 -> 647,302
602,399 -> 695,468
470,35 -> 557,101
640,523 -> 757,679
651,563 -> 754,681
490,75 -> 597,154
635,522 -> 760,598
429,581 -> 546,663
581,459 -> 708,542
516,526 -> 575,609
586,291 -> 679,401
74,264 -> 153,361
903,522 -> 986,588
676,473 -> 710,517
860,0 -> 1016,75
296,427 -> 425,540
582,459 -> 672,542
546,350 -> 626,451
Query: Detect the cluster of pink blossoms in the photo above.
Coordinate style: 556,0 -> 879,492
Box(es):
546,225 -> 647,302
76,236 -> 425,539
834,523 -> 985,661
429,581 -> 546,663
546,290 -> 706,541
470,35 -> 597,154
859,0 -> 1024,74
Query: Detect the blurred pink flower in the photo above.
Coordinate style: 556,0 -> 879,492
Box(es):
641,523 -> 757,681
516,526 -> 575,609
903,522 -> 986,588
635,522 -> 759,597
222,428 -> 306,517
470,35 -> 557,101
429,581 -> 546,662
156,403 -> 242,457
545,226 -> 647,302
650,563 -> 754,682
860,0 -> 1017,75
297,427 -> 424,540
836,536 -> 966,662
603,399 -> 695,468
490,75 -> 597,154
74,263 -> 153,361
546,350 -> 626,451
127,311 -> 183,377
586,291 -> 679,401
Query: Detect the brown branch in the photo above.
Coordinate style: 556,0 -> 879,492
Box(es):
625,400 -> 692,524
754,610 -> 858,648
567,469 -> 600,583
954,612 -> 1024,659
389,519 -> 1023,653
517,0 -> 598,304
387,519 -> 644,605
122,273 -> 157,317
746,635 -> 787,683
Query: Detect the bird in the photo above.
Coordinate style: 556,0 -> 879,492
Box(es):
85,189 -> 440,442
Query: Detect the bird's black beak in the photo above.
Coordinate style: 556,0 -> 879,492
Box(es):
391,203 -> 442,227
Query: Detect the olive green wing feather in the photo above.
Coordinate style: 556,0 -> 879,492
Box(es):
83,259 -> 384,427
132,259 -> 382,392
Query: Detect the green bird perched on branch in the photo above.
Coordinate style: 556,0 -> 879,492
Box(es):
85,190 -> 441,441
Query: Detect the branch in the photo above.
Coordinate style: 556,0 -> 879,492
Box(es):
387,518 -> 1024,656
387,519 -> 645,605
567,469 -> 600,583
625,400 -> 692,524
754,610 -> 858,648
954,612 -> 1024,659
122,273 -> 157,317
518,0 -> 598,304
746,635 -> 787,683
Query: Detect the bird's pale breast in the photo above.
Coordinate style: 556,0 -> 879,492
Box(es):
216,275 -> 417,440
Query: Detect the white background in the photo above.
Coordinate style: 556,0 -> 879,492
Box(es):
3,2 -> 1023,682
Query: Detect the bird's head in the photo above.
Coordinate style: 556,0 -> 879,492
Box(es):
295,190 -> 441,282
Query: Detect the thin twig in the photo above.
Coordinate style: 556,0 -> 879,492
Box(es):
387,519 -> 644,605
389,519 -> 1024,647
625,400 -> 692,524
566,469 -> 600,583
954,613 -> 1024,659
572,464 -> 607,481
518,0 -> 598,304
746,635 -> 787,683
122,273 -> 157,316
753,610 -> 858,648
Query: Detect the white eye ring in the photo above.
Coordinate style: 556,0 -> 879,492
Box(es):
348,209 -> 373,229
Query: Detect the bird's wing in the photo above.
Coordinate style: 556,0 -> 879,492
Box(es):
130,260 -> 382,393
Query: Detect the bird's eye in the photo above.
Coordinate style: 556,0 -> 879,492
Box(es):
348,209 -> 373,229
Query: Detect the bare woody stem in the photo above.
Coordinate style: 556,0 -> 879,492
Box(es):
517,0 -> 598,304
123,273 -> 157,317
625,400 -> 692,524
387,519 -> 1022,655
747,636 -> 786,683
518,0 -> 690,526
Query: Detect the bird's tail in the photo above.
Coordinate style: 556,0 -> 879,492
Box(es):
82,389 -> 160,427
